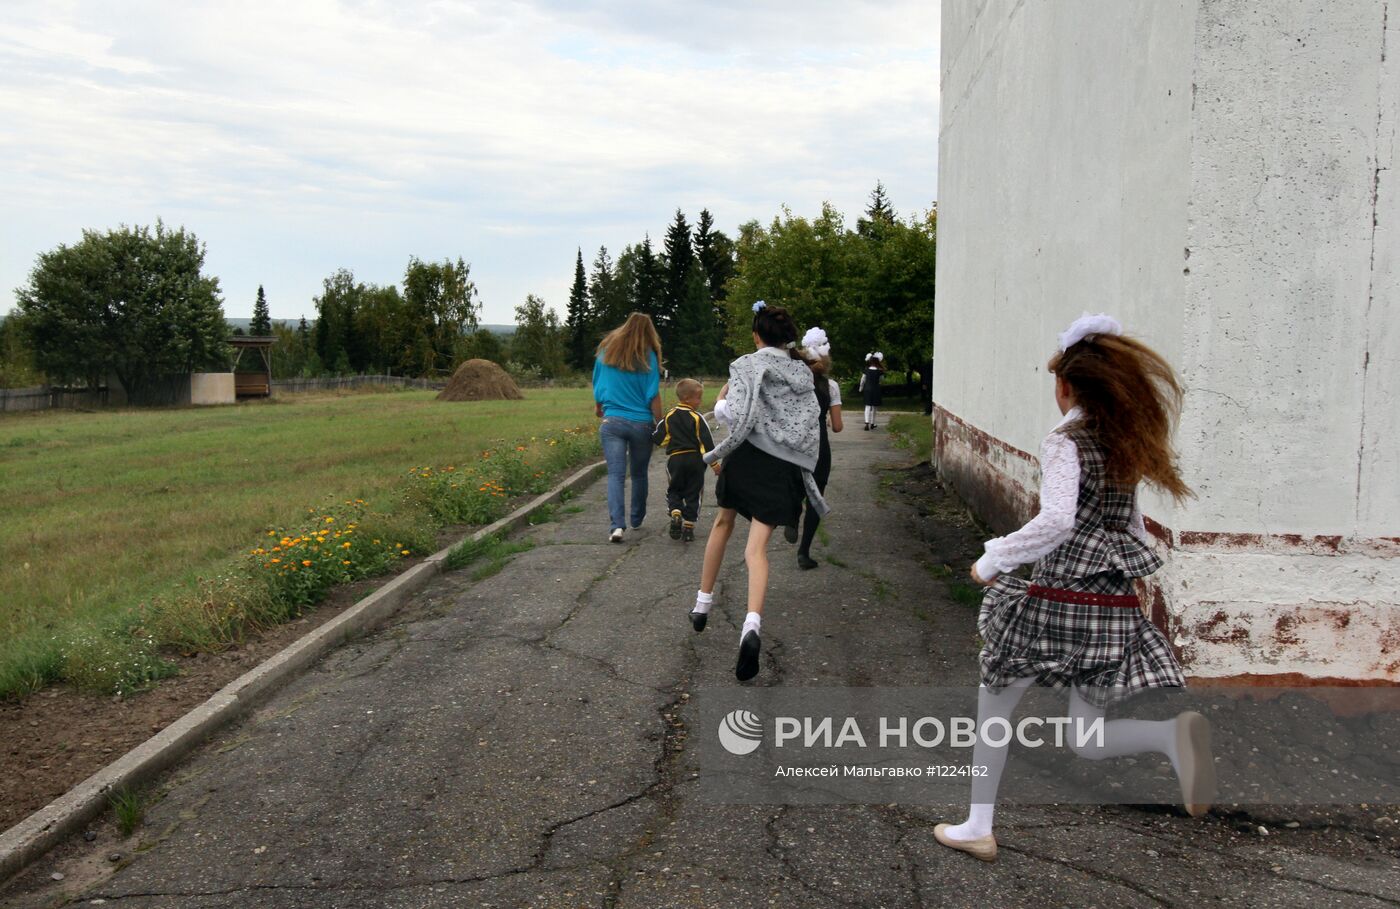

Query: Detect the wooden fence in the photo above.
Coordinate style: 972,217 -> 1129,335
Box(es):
0,375 -> 446,413
0,386 -> 109,413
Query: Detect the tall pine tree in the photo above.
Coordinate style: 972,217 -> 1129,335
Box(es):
588,246 -> 626,341
693,208 -> 736,368
660,209 -> 693,354
565,248 -> 592,370
632,235 -> 662,328
857,181 -> 896,238
693,209 -> 735,303
664,209 -> 716,374
250,285 -> 272,336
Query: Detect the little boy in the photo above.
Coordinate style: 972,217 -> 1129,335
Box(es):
652,378 -> 716,542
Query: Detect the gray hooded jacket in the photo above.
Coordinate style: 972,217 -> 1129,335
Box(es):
703,346 -> 831,517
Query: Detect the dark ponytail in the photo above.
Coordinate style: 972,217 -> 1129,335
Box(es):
751,302 -> 801,360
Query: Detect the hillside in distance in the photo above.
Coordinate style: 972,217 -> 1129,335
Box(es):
225,318 -> 515,337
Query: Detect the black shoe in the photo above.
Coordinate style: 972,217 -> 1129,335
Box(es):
797,552 -> 819,570
669,509 -> 683,539
783,523 -> 798,544
736,630 -> 761,681
681,524 -> 695,543
689,608 -> 708,632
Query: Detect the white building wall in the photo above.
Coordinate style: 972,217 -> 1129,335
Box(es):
934,0 -> 1400,681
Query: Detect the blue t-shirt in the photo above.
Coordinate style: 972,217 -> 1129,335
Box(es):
593,351 -> 660,423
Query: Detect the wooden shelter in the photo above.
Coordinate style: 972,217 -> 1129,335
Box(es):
230,336 -> 277,397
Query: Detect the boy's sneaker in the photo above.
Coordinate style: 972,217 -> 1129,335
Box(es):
669,509 -> 683,539
609,527 -> 624,543
681,523 -> 695,543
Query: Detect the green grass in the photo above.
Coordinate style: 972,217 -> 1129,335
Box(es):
0,387 -> 605,699
443,535 -> 535,577
949,581 -> 984,608
109,787 -> 146,837
887,413 -> 933,462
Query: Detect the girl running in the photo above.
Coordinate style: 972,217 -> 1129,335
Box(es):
688,301 -> 828,681
936,313 -> 1214,862
795,326 -> 843,570
859,352 -> 884,430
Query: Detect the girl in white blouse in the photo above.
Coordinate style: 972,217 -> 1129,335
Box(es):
936,314 -> 1213,863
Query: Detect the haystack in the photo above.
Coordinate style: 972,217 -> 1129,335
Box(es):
436,359 -> 523,401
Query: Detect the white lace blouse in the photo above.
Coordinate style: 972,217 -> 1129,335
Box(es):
973,407 -> 1150,582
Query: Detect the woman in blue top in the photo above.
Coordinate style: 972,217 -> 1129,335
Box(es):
592,313 -> 664,542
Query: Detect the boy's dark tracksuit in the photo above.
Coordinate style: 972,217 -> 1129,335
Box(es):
652,403 -> 715,524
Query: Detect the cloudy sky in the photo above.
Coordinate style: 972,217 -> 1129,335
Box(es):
0,1 -> 939,324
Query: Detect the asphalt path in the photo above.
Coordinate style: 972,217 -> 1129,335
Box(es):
5,423 -> 1398,908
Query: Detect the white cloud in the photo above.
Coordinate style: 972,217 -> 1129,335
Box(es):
0,0 -> 939,323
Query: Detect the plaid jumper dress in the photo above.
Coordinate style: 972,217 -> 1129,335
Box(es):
978,425 -> 1185,705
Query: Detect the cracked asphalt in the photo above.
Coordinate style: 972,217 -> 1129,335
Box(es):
6,426 -> 1399,908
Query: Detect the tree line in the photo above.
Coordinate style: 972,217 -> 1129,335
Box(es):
2,185 -> 934,395
558,207 -> 736,378
723,184 -> 936,382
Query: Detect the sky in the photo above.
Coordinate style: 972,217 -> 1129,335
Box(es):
0,1 -> 940,324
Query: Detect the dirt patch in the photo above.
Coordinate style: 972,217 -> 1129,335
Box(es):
436,359 -> 523,402
0,567 -> 416,833
882,460 -> 987,569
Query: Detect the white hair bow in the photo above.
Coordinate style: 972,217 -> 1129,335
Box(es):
801,327 -> 831,360
1058,312 -> 1123,351
874,351 -> 884,361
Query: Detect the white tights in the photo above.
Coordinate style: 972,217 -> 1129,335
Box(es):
864,405 -> 877,425
943,679 -> 1182,841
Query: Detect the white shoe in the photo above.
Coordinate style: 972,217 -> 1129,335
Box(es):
609,527 -> 625,543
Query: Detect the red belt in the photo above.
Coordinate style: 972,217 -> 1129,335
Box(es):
1027,584 -> 1140,608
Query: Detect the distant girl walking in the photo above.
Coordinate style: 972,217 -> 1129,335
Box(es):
859,352 -> 884,430
688,302 -> 827,681
935,314 -> 1214,863
795,327 -> 843,570
592,313 -> 663,543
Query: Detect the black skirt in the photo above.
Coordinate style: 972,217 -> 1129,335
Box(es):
715,441 -> 805,527
861,368 -> 883,406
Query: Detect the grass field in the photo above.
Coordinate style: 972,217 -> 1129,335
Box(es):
887,411 -> 933,462
1,385 -> 707,699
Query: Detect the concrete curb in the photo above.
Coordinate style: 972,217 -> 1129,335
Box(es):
0,459 -> 607,884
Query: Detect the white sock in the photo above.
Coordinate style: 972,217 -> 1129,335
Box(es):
741,611 -> 761,642
943,678 -> 1034,841
693,590 -> 713,614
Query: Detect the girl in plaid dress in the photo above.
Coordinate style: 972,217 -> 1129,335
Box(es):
935,314 -> 1215,863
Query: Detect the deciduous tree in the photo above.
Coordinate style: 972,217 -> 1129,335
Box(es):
512,294 -> 567,379
17,222 -> 230,402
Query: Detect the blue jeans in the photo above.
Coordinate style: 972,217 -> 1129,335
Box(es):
600,417 -> 654,530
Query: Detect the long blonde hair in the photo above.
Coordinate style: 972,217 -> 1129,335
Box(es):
597,312 -> 662,371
